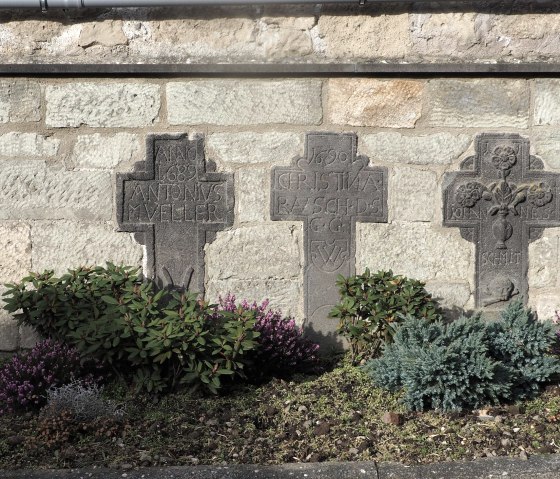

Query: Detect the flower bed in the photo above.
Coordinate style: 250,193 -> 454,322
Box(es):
1,265 -> 559,470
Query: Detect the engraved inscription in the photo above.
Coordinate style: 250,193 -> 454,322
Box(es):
125,182 -> 226,223
271,132 -> 388,344
443,133 -> 560,308
116,134 -> 234,292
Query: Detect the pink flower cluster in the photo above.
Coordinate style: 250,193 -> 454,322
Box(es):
218,294 -> 319,378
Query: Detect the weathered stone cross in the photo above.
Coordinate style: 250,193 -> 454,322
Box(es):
116,134 -> 234,293
271,132 -> 388,344
443,133 -> 560,309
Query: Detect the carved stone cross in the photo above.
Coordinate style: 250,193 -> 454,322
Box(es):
116,134 -> 234,293
271,132 -> 388,343
443,133 -> 560,309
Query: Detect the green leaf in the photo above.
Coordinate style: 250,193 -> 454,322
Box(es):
101,295 -> 119,305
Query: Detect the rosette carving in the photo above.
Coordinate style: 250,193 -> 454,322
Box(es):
527,182 -> 553,207
492,145 -> 517,172
455,182 -> 485,208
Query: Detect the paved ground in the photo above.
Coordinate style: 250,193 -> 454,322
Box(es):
0,455 -> 559,479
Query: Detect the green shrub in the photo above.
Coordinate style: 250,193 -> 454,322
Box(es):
329,269 -> 442,363
487,301 -> 560,401
2,264 -> 260,394
363,315 -> 510,412
364,301 -> 560,412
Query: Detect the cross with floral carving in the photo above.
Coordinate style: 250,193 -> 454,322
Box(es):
443,133 -> 560,308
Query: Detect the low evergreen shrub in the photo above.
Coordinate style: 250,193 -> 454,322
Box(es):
218,294 -> 320,380
0,340 -> 102,415
364,301 -> 560,412
329,269 -> 442,363
43,380 -> 124,421
487,301 -> 560,401
2,264 -> 260,394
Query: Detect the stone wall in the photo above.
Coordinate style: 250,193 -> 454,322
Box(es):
3,1 -> 560,350
3,2 -> 560,65
2,75 -> 560,350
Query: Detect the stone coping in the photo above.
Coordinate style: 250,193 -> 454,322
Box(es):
1,455 -> 559,479
4,63 -> 560,76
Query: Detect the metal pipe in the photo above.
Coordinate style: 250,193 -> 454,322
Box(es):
1,0 -> 370,8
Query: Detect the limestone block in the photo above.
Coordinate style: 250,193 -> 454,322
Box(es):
45,83 -> 160,128
390,167 -> 438,222
532,130 -> 560,170
32,221 -> 143,274
534,80 -> 560,126
0,161 -> 112,221
0,133 -> 59,158
207,132 -> 302,169
424,79 -> 529,128
19,325 -> 40,349
528,230 -> 559,290
166,80 -> 322,126
257,15 -> 315,60
0,317 -> 19,351
0,222 -> 31,283
493,14 -> 560,41
44,24 -> 83,58
71,133 -> 142,169
206,223 -> 302,281
356,222 -> 473,283
0,80 -> 41,123
361,132 -> 472,166
491,14 -> 560,60
0,19 -> 75,59
79,21 -> 128,48
529,290 -> 560,321
206,279 -> 302,321
134,12 -> 314,62
0,19 -> 62,49
0,284 -> 19,351
424,280 -> 472,310
236,169 -> 269,224
410,13 -> 483,60
318,14 -> 409,60
146,16 -> 257,60
327,79 -> 423,128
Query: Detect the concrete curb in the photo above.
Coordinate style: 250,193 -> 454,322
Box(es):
1,455 -> 559,479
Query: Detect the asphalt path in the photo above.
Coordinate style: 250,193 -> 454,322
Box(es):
1,454 -> 559,479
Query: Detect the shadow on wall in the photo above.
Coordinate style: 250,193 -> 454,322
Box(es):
305,326 -> 346,353
441,304 -> 476,323
4,1 -> 560,23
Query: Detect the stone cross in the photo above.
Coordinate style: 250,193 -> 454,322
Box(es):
116,134 -> 234,293
271,132 -> 388,344
443,133 -> 560,309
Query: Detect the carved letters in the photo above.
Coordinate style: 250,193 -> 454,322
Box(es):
443,133 -> 560,309
271,132 -> 388,342
116,134 -> 234,292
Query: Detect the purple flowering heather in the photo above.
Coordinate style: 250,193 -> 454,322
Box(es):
218,294 -> 320,379
0,340 -> 102,415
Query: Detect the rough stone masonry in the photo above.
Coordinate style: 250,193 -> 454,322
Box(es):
4,3 -> 560,350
